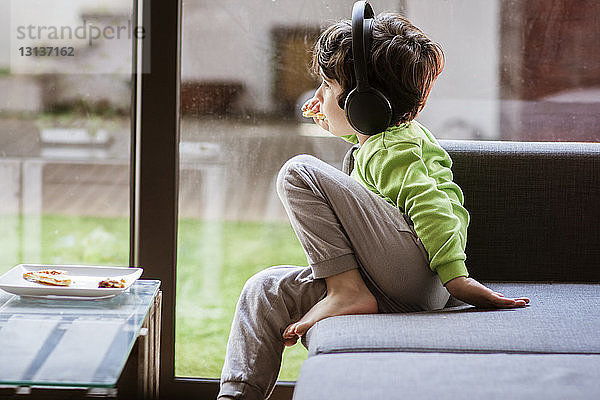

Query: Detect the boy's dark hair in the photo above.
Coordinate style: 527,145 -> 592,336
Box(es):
312,13 -> 444,126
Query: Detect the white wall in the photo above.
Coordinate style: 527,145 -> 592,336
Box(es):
1,0 -> 501,135
5,0 -> 131,73
181,0 -> 401,112
0,2 -> 11,69
405,0 -> 500,139
181,0 -> 502,135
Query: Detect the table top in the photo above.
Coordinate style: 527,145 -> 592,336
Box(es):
0,279 -> 160,388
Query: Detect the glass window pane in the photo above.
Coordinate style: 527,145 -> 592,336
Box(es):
1,0 -> 133,274
410,0 -> 600,142
176,0 -> 600,382
177,0 -> 367,381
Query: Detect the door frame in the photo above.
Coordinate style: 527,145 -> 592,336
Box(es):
130,1 -> 295,398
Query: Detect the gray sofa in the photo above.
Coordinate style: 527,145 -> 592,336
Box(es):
292,140 -> 600,400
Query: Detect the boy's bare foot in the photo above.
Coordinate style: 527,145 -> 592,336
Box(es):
282,269 -> 377,345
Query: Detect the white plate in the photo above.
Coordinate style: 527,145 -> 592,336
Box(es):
0,264 -> 143,299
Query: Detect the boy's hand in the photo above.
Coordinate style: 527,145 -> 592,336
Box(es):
302,98 -> 330,131
445,276 -> 530,309
302,97 -> 319,114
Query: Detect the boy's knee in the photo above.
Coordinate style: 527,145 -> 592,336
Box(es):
240,266 -> 289,302
287,154 -> 318,166
241,269 -> 274,298
240,266 -> 311,304
278,154 -> 318,179
276,154 -> 319,196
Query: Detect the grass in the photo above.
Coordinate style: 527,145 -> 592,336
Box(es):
0,214 -> 130,271
175,219 -> 309,380
0,214 -> 309,381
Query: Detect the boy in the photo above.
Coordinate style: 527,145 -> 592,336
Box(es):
219,10 -> 529,400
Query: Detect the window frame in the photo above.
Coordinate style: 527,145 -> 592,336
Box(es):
130,1 -> 294,398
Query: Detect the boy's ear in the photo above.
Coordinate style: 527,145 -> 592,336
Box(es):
345,1 -> 393,135
344,86 -> 392,135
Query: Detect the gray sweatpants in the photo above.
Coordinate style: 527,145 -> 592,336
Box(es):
218,152 -> 450,399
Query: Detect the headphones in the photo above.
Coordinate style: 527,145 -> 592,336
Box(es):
344,1 -> 393,135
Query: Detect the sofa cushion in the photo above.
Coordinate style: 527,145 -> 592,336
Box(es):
292,352 -> 600,400
305,283 -> 600,356
440,140 -> 600,282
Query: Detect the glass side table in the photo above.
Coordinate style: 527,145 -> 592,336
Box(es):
0,280 -> 161,399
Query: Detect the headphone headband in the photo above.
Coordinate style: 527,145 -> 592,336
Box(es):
351,1 -> 374,92
345,1 -> 393,135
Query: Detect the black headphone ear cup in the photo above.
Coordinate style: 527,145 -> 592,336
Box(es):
345,87 -> 393,135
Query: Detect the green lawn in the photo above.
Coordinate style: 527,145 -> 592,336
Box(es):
175,219 -> 309,381
0,214 -> 308,381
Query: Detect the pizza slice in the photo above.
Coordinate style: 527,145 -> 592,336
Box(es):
302,108 -> 326,120
23,269 -> 72,286
98,278 -> 126,288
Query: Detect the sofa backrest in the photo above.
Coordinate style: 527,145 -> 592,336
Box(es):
441,140 -> 600,283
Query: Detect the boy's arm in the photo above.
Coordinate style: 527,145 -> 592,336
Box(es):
365,143 -> 530,308
365,143 -> 467,284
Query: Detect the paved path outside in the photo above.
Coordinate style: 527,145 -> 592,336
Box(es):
0,116 -> 352,221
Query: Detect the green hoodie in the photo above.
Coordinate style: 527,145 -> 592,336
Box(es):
344,121 -> 470,285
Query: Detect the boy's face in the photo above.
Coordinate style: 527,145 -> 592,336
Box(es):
313,72 -> 361,138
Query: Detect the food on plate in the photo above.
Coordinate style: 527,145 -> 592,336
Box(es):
98,278 -> 126,288
23,269 -> 72,286
302,108 -> 326,120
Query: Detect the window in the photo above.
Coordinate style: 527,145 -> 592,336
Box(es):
0,0 -> 133,275
117,0 -> 600,398
171,0 -> 600,394
412,0 -> 600,142
175,0 -> 356,383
